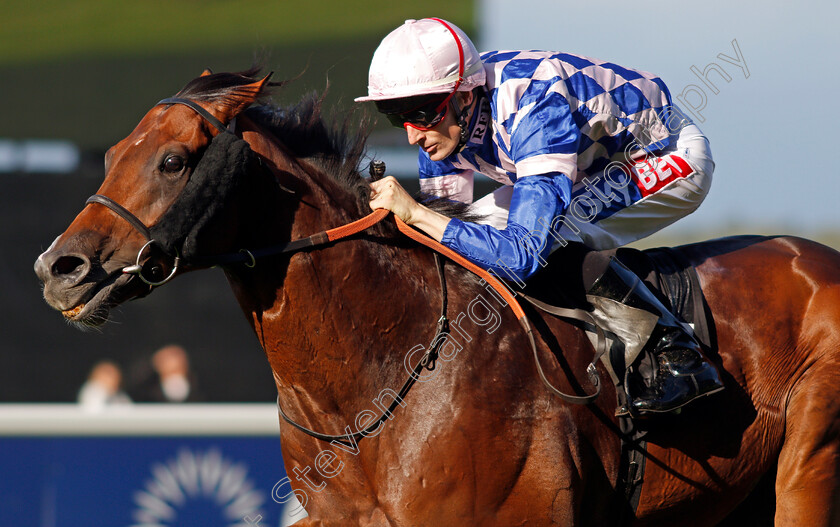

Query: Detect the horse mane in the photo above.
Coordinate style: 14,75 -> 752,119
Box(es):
176,68 -> 479,222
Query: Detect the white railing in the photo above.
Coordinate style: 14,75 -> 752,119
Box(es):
0,403 -> 280,436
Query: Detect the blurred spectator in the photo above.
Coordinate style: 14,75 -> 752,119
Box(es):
127,344 -> 203,402
77,360 -> 132,411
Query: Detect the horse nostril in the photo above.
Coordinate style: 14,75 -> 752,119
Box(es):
51,255 -> 89,279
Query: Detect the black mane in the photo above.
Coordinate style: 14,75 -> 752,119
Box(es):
247,93 -> 374,204
177,68 -> 478,221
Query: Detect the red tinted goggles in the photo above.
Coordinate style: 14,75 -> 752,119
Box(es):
376,92 -> 453,130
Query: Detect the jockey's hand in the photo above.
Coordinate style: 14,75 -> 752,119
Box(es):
368,175 -> 451,242
369,176 -> 419,224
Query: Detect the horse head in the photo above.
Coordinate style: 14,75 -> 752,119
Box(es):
34,69 -> 275,326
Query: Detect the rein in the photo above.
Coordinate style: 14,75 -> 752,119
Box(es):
254,208 -> 605,446
86,96 -> 605,447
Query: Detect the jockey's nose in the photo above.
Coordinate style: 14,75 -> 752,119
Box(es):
405,125 -> 425,145
34,247 -> 92,287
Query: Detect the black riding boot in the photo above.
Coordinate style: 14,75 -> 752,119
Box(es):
586,257 -> 724,414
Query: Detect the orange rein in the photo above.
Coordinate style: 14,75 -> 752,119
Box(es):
317,208 -> 602,406
324,208 -> 525,320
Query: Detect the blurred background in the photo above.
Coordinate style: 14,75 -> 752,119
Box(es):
2,1 -> 838,524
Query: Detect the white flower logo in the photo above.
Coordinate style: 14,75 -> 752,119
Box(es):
130,448 -> 265,526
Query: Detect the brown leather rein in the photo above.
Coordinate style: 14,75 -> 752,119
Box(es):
85,97 -> 604,447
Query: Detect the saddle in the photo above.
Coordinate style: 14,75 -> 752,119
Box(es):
520,245 -> 715,413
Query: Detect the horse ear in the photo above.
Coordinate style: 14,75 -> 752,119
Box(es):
210,73 -> 274,121
201,68 -> 213,77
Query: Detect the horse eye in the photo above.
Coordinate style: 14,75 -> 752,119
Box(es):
161,155 -> 185,174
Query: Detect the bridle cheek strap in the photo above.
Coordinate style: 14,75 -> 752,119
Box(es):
83,97 -> 237,287
85,194 -> 181,287
85,194 -> 152,241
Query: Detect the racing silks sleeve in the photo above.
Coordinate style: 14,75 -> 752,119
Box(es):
440,173 -> 572,282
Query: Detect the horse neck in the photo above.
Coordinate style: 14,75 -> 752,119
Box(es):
231,119 -> 444,421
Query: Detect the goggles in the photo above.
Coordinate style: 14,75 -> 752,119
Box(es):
376,92 -> 453,130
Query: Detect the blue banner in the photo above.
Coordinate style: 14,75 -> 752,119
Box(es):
0,436 -> 298,526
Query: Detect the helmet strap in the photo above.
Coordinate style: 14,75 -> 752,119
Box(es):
454,94 -> 475,152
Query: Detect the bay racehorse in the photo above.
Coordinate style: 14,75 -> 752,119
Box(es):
34,69 -> 840,526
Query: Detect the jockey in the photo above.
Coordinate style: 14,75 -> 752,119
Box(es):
356,18 -> 723,415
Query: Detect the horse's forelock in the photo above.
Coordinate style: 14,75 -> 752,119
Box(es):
176,66 -> 274,104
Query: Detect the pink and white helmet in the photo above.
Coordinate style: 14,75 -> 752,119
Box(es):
355,18 -> 486,102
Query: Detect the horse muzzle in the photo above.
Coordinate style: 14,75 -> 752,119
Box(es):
35,239 -> 96,311
34,235 -> 155,324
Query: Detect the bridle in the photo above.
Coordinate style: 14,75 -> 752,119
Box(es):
84,96 -> 344,285
85,95 -> 607,447
84,97 -> 232,286
84,193 -> 182,286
